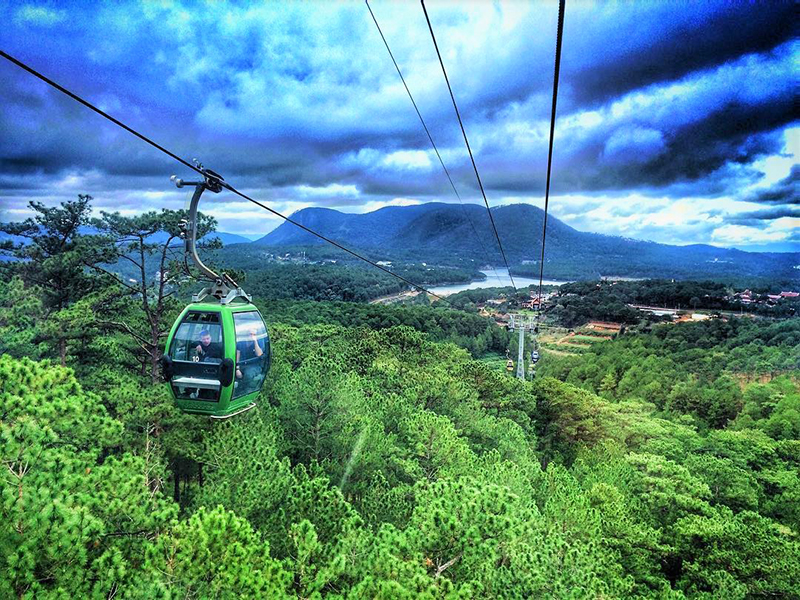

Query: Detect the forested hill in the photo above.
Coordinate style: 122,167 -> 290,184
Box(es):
2,196 -> 799,597
3,318 -> 799,597
253,203 -> 799,282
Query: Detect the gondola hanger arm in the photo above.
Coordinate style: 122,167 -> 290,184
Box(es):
171,162 -> 249,304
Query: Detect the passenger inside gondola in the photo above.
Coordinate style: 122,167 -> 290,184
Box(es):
168,314 -> 225,400
194,329 -> 223,362
233,311 -> 270,397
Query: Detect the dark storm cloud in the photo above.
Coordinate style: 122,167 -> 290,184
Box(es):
477,37 -> 796,198
727,206 -> 800,228
608,99 -> 794,189
564,1 -> 796,106
744,166 -> 800,205
1,2 -> 792,192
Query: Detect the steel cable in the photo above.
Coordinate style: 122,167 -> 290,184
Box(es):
535,0 -> 566,312
365,0 -> 504,288
0,49 -> 448,301
420,0 -> 517,291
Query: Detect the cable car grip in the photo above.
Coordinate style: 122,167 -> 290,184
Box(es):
170,163 -> 251,304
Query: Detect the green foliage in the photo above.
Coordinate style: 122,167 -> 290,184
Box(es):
237,261 -> 477,302
674,510 -> 799,598
541,318 -> 800,427
0,196 -> 99,312
144,506 -> 292,599
2,267 -> 798,598
0,197 -> 107,363
0,277 -> 46,359
551,286 -> 649,328
545,279 -> 799,328
258,297 -> 510,356
733,375 -> 800,440
91,207 -> 219,382
0,355 -> 176,598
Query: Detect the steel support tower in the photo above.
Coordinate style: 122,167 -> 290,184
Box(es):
515,318 -> 525,379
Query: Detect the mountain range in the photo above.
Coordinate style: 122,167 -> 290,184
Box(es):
2,203 -> 797,283
250,203 -> 798,282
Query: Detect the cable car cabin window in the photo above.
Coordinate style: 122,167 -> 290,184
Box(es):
169,312 -> 223,363
168,312 -> 224,401
232,311 -> 270,400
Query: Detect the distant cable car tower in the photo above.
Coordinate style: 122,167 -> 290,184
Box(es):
509,314 -> 535,380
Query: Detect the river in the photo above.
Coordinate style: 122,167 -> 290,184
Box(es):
429,268 -> 570,296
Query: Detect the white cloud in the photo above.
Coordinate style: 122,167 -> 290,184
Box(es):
743,127 -> 798,191
359,197 -> 422,213
296,183 -> 359,198
603,127 -> 665,164
15,5 -> 65,27
711,224 -> 791,244
381,150 -> 432,170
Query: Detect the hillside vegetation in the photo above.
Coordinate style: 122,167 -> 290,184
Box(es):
1,197 -> 798,598
2,320 -> 799,598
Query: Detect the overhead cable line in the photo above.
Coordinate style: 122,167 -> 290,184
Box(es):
420,0 -> 517,292
364,0 -> 503,288
0,50 -> 200,176
0,49 -> 448,301
220,183 -> 448,300
535,0 -> 566,311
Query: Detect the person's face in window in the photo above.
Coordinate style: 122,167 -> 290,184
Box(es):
201,333 -> 212,346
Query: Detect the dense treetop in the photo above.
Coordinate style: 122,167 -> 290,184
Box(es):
2,317 -> 798,598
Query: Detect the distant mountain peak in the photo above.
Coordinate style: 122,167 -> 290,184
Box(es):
249,201 -> 797,281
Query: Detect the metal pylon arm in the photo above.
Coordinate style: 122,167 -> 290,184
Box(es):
171,164 -> 249,304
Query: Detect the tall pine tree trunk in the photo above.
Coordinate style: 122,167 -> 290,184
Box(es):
173,470 -> 180,504
150,326 -> 161,385
150,350 -> 160,385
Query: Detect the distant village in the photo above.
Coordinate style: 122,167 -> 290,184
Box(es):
478,285 -> 799,333
733,289 -> 799,305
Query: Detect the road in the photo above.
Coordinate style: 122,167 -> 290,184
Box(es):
370,290 -> 422,305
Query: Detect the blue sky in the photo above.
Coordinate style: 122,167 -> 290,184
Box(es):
0,0 -> 797,251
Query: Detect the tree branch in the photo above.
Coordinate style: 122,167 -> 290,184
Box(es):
97,320 -> 153,351
115,253 -> 143,270
157,235 -> 178,310
435,552 -> 462,577
85,263 -> 139,293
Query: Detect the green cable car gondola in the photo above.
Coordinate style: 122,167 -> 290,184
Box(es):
160,165 -> 270,419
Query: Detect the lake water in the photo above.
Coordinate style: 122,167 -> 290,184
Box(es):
429,268 -> 570,296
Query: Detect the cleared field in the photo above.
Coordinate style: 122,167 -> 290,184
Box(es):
479,352 -> 518,374
562,342 -> 591,349
571,334 -> 608,343
543,343 -> 587,355
541,346 -> 577,357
